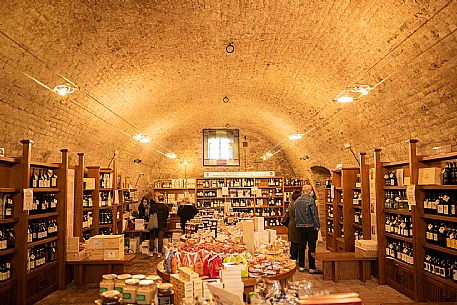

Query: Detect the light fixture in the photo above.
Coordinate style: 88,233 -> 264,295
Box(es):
165,152 -> 177,159
344,143 -> 360,166
133,134 -> 151,143
334,83 -> 372,103
336,96 -> 354,103
226,43 -> 235,53
353,83 -> 371,96
287,133 -> 305,140
53,83 -> 77,96
181,160 -> 189,166
265,152 -> 273,157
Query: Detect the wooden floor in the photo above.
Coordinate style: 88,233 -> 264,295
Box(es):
36,243 -> 413,305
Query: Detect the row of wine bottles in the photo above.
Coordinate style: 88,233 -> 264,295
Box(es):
26,241 -> 57,272
83,212 -> 94,229
199,179 -> 225,188
255,209 -> 283,217
354,228 -> 363,240
27,217 -> 58,242
352,191 -> 362,206
442,162 -> 457,185
385,215 -> 413,237
99,192 -> 113,207
30,168 -> 58,188
425,221 -> 457,249
385,240 -> 414,265
100,173 -> 113,189
424,250 -> 457,282
83,194 -> 93,207
265,219 -> 281,226
0,226 -> 15,250
198,200 -> 224,208
354,210 -> 363,225
384,170 -> 397,186
0,193 -> 13,219
424,192 -> 457,216
384,191 -> 409,211
0,260 -> 11,282
99,210 -> 113,225
29,193 -> 58,215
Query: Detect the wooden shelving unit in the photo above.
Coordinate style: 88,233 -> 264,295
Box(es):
374,139 -> 457,302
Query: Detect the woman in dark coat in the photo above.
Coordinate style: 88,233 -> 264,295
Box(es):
287,190 -> 302,260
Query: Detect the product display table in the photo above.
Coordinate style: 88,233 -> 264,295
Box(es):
66,253 -> 135,285
156,261 -> 297,297
314,252 -> 377,282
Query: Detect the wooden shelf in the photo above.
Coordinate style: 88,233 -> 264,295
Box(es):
255,206 -> 283,208
383,186 -> 407,190
30,161 -> 60,169
121,188 -> 137,191
99,188 -> 113,191
419,152 -> 457,162
83,189 -> 95,192
0,247 -> 17,256
256,186 -> 281,189
0,217 -> 18,224
0,277 -> 16,290
232,206 -> 254,208
382,160 -> 409,167
197,197 -> 225,199
352,205 -> 362,209
327,232 -> 334,237
327,217 -> 333,221
99,224 -> 112,228
196,187 -> 221,189
83,207 -> 94,211
284,185 -> 303,188
334,187 -> 342,191
423,242 -> 457,256
156,188 -> 193,191
418,185 -> 457,190
424,271 -> 457,290
0,187 -> 20,192
385,257 -> 415,271
423,214 -> 456,222
227,197 -> 254,199
32,187 -> 59,192
99,169 -> 113,173
27,236 -> 59,248
27,261 -> 58,277
256,196 -> 283,199
99,206 -> 113,210
353,223 -> 362,229
385,232 -> 413,243
82,227 -> 94,232
0,156 -> 19,164
383,209 -> 412,216
262,216 -> 282,218
28,211 -> 59,220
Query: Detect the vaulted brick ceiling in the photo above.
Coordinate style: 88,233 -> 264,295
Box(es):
1,1 -> 456,174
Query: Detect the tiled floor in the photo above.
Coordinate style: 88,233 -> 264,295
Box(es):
36,244 -> 413,305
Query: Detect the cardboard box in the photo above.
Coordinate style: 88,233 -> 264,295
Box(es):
66,237 -> 80,252
266,228 -> 277,243
418,167 -> 442,185
66,250 -> 86,261
88,235 -> 124,250
355,240 -> 377,257
88,249 -> 104,260
88,236 -> 104,250
179,267 -> 199,281
104,249 -> 124,260
83,177 -> 96,190
241,220 -> 255,254
135,219 -> 145,231
253,217 -> 264,231
404,177 -> 411,185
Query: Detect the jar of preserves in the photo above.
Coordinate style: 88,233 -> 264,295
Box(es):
114,274 -> 132,294
101,290 -> 122,305
136,279 -> 157,304
157,283 -> 174,305
123,278 -> 140,303
99,274 -> 117,294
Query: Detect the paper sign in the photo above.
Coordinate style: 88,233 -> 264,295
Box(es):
222,187 -> 229,196
204,171 -> 275,178
67,169 -> 75,238
23,188 -> 33,211
207,282 -> 244,305
406,184 -> 416,207
369,168 -> 377,240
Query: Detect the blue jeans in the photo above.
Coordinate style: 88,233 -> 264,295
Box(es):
297,227 -> 317,269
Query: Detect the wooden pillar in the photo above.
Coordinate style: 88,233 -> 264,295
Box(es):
359,152 -> 371,240
74,153 -> 85,240
57,148 -> 69,289
373,148 -> 386,284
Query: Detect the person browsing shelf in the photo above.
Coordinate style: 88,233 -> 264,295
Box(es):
177,197 -> 198,233
149,194 -> 169,257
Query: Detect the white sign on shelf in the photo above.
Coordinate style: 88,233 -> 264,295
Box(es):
221,187 -> 229,196
23,188 -> 33,211
407,184 -> 416,208
203,171 -> 275,178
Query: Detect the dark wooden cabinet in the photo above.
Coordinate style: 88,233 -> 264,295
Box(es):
26,263 -> 58,304
385,259 -> 415,299
0,279 -> 17,305
424,275 -> 448,302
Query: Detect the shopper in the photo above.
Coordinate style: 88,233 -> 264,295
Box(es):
295,184 -> 321,274
149,194 -> 169,257
285,190 -> 302,260
177,197 -> 198,233
138,196 -> 152,221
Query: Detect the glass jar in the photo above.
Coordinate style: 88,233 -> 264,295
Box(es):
100,274 -> 117,294
132,274 -> 146,281
136,279 -> 157,304
101,290 -> 122,305
115,274 -> 132,294
157,283 -> 174,305
123,278 -> 140,303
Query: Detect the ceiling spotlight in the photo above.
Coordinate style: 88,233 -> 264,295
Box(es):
353,83 -> 371,96
288,133 -> 304,140
336,96 -> 354,103
53,83 -> 77,96
133,159 -> 142,164
265,152 -> 273,157
334,83 -> 371,103
261,155 -> 268,161
300,155 -> 309,160
133,134 -> 151,143
223,96 -> 229,103
343,143 -> 351,149
226,43 -> 235,54
165,152 -> 177,159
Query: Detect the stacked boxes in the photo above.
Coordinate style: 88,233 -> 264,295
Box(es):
220,263 -> 244,300
66,237 -> 87,261
87,235 -> 124,260
242,217 -> 275,253
203,279 -> 222,299
170,274 -> 195,305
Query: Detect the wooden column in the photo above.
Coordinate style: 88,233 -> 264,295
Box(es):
359,153 -> 371,240
74,153 -> 85,240
57,148 -> 69,289
373,148 -> 386,284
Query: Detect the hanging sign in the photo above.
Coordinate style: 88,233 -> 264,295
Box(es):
23,188 -> 33,211
203,171 -> 275,178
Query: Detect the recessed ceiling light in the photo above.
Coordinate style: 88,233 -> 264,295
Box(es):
336,96 -> 354,103
133,134 -> 151,143
53,83 -> 76,96
288,133 -> 304,140
165,152 -> 177,159
265,152 -> 273,157
226,43 -> 235,53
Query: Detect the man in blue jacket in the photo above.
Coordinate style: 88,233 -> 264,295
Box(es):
295,184 -> 321,273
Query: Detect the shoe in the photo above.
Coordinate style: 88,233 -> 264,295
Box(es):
157,253 -> 162,258
299,267 -> 306,272
308,268 -> 322,274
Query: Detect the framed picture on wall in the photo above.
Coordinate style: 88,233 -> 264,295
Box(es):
203,129 -> 240,166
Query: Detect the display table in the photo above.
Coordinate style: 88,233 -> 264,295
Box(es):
156,261 -> 296,298
66,253 -> 135,285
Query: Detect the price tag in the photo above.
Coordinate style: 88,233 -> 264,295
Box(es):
406,185 -> 416,207
23,188 -> 33,211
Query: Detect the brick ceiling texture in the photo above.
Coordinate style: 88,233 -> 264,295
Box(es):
0,1 -> 456,178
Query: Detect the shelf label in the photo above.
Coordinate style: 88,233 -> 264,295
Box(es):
406,184 -> 416,207
23,188 -> 33,211
221,187 -> 229,196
